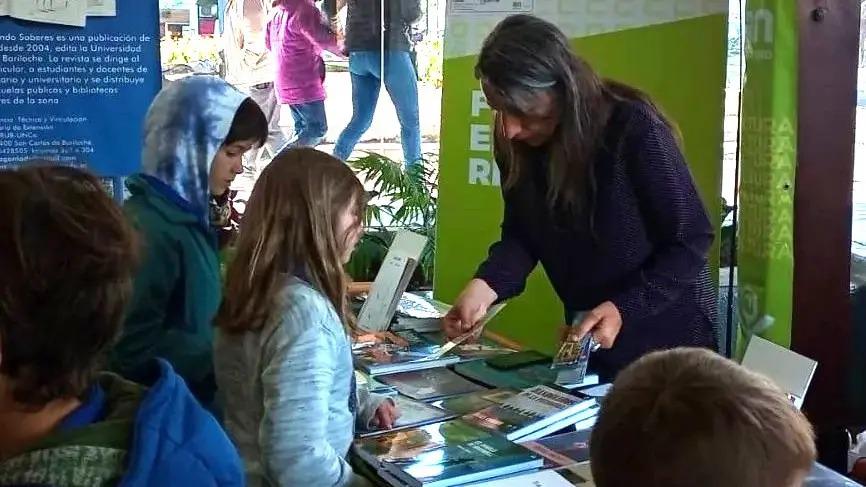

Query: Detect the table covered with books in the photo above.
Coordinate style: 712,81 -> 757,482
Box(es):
349,290 -> 608,487
348,292 -> 861,487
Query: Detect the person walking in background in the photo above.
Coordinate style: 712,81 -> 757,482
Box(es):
332,0 -> 422,167
267,0 -> 342,149
222,0 -> 287,173
111,76 -> 267,409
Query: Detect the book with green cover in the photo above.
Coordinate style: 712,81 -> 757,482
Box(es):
465,385 -> 597,441
377,368 -> 487,401
453,359 -> 599,390
354,419 -> 542,487
453,359 -> 557,389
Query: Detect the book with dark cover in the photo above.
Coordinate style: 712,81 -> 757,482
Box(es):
354,419 -> 542,487
431,389 -> 519,416
357,395 -> 456,438
453,359 -> 599,390
520,429 -> 592,469
378,368 -> 487,401
465,385 -> 597,441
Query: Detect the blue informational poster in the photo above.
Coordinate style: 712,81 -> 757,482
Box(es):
0,0 -> 160,193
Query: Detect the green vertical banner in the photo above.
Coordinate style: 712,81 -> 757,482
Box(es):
435,1 -> 729,354
737,1 -> 797,351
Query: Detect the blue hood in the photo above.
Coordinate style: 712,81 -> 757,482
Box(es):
119,359 -> 243,487
141,75 -> 248,226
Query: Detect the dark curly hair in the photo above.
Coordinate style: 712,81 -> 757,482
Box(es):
0,164 -> 139,406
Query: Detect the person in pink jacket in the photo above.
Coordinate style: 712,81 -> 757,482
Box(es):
266,0 -> 342,149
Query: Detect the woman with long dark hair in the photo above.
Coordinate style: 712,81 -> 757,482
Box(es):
442,15 -> 718,381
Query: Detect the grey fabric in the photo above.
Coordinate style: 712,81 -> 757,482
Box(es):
214,277 -> 387,487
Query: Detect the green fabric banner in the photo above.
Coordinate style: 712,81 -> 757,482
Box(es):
737,1 -> 797,352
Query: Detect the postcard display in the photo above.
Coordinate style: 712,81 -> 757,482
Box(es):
0,0 -> 160,199
434,0 -> 730,354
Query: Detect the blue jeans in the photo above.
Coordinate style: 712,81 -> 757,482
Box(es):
334,51 -> 421,166
286,100 -> 327,149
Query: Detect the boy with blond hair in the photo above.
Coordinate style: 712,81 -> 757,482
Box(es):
591,347 -> 816,487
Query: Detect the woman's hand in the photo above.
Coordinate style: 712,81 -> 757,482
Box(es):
442,279 -> 498,339
565,301 -> 623,349
372,400 -> 400,430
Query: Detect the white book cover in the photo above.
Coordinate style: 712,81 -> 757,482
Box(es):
357,230 -> 427,331
466,470 -> 575,486
741,336 -> 818,410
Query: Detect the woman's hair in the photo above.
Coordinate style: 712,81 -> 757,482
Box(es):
476,14 -> 676,219
216,148 -> 365,334
0,164 -> 139,406
224,97 -> 268,147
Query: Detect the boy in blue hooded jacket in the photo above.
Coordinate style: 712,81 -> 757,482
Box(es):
0,165 -> 244,487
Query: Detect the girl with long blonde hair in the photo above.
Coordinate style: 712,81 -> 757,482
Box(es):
214,148 -> 397,486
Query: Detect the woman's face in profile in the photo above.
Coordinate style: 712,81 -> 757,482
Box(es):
482,79 -> 560,148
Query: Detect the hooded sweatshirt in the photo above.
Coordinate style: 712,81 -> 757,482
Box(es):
111,76 -> 249,406
266,0 -> 341,105
0,360 -> 244,487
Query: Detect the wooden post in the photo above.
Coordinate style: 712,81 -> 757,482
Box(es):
794,0 -> 859,426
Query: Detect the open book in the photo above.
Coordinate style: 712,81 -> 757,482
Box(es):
357,230 -> 427,332
741,336 -> 817,410
0,0 -> 115,27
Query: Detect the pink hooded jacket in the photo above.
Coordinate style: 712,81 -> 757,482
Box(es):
266,0 -> 341,105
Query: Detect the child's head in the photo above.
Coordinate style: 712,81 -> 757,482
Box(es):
141,76 -> 267,218
210,97 -> 268,196
590,347 -> 816,487
217,148 -> 365,334
0,165 -> 138,408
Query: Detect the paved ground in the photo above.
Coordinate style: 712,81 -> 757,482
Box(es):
232,71 -> 442,220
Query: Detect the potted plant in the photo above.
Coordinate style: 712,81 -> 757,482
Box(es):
346,152 -> 438,290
